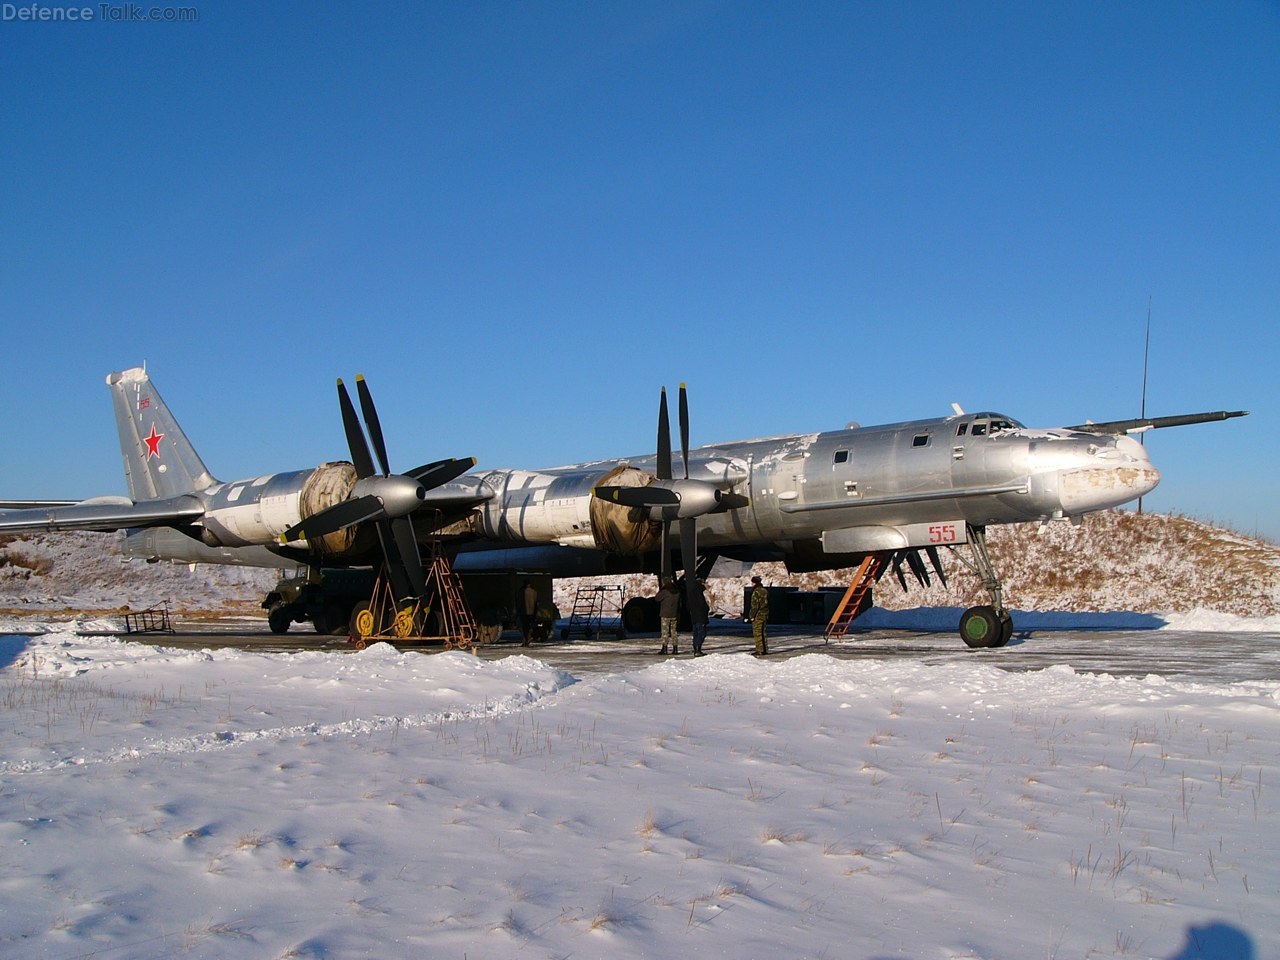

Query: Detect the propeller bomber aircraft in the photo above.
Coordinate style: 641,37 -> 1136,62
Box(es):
0,366 -> 1246,647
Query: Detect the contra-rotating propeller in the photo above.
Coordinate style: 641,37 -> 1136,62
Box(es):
280,375 -> 475,602
593,383 -> 749,593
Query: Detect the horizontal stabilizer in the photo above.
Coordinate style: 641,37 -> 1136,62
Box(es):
0,495 -> 205,534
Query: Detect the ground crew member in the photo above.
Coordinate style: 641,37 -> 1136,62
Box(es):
688,578 -> 709,656
749,574 -> 769,655
658,578 -> 681,655
519,580 -> 539,646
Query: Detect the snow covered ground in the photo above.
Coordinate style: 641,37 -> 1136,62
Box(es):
1,618 -> 1275,959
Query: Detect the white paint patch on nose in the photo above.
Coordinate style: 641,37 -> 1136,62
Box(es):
1059,463 -> 1161,514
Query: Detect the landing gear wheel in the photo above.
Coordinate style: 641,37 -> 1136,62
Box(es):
393,602 -> 425,639
995,612 -> 1014,647
350,601 -> 384,644
267,602 -> 291,635
959,605 -> 1001,648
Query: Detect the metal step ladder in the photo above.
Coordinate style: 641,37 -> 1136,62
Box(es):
823,554 -> 884,641
564,584 -> 623,640
425,543 -> 477,649
123,603 -> 174,635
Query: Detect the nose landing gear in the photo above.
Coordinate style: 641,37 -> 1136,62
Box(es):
955,524 -> 1013,648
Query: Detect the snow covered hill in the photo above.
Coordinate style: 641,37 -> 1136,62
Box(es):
2,510 -> 1277,618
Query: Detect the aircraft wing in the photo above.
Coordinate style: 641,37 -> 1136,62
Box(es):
0,495 -> 205,534
0,500 -> 79,509
416,477 -> 494,510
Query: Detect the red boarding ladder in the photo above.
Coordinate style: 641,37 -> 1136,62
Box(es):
823,553 -> 884,641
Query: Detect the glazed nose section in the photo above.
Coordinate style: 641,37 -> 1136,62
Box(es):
1058,435 -> 1160,514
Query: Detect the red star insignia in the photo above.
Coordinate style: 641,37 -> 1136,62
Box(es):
143,424 -> 164,459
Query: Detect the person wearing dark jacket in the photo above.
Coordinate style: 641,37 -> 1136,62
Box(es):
688,579 -> 709,656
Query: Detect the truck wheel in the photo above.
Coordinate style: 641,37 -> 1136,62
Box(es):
623,596 -> 658,633
313,605 -> 349,636
267,602 -> 292,634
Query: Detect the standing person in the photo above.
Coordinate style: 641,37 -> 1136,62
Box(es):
749,574 -> 769,656
657,578 -> 681,655
519,579 -> 539,647
688,578 -> 709,657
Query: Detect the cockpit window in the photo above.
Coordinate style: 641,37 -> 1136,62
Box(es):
968,414 -> 1023,438
955,423 -> 968,437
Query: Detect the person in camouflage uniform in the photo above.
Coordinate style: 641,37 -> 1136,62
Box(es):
657,578 -> 681,655
749,575 -> 769,656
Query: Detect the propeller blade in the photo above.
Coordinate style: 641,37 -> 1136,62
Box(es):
678,382 -> 690,480
905,548 -> 931,587
656,387 -> 672,481
679,515 -> 698,592
373,519 -> 415,603
407,457 -> 477,491
659,521 -> 673,584
338,379 -> 376,479
891,551 -> 908,590
355,375 -> 392,476
925,545 -> 947,587
593,485 -> 681,507
712,491 -> 751,512
872,552 -> 892,583
280,494 -> 384,543
391,516 -> 427,599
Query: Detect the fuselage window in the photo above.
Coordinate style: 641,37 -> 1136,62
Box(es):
956,423 -> 969,437
912,434 -> 930,447
833,450 -> 849,464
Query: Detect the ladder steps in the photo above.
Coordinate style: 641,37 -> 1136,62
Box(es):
824,554 -> 884,640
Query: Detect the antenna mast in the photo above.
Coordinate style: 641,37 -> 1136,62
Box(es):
1138,296 -> 1152,514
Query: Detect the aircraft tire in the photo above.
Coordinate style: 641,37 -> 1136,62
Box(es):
995,612 -> 1014,647
350,601 -> 385,642
959,605 -> 1001,648
622,596 -> 659,634
393,602 -> 422,639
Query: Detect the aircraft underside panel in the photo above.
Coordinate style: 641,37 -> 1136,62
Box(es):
821,521 -> 968,553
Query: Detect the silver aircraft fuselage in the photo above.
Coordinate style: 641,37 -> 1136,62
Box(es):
112,411 -> 1158,576
0,365 -> 1167,580
440,410 -> 1159,570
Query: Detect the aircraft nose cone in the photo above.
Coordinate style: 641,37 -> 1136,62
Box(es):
1057,437 -> 1161,514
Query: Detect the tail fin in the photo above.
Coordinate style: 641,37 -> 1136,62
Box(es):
107,367 -> 218,501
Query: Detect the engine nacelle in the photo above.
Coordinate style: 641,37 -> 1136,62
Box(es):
198,462 -> 362,558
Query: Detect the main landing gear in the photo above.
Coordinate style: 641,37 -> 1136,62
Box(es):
955,524 -> 1013,648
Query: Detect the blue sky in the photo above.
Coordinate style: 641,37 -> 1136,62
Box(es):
2,1 -> 1277,541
